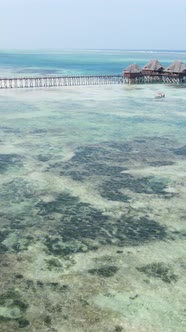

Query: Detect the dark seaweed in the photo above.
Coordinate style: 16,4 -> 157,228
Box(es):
54,142 -> 175,201
0,230 -> 9,253
60,163 -> 126,182
37,154 -> 51,162
0,126 -> 21,134
101,174 -> 170,197
46,258 -> 62,270
0,154 -> 23,173
137,262 -> 178,283
173,145 -> 186,156
149,161 -> 175,167
114,326 -> 124,332
88,265 -> 118,277
14,274 -> 24,279
112,216 -> 167,246
0,290 -> 28,321
38,193 -> 168,255
44,315 -> 52,327
0,178 -> 34,203
70,146 -> 109,163
17,319 -> 30,328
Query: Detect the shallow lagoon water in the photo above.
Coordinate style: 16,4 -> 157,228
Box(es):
0,82 -> 186,332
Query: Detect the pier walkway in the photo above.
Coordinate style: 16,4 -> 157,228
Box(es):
0,75 -> 123,89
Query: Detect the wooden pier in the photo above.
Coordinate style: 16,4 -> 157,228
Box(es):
1,60 -> 186,89
0,75 -> 123,89
124,75 -> 186,84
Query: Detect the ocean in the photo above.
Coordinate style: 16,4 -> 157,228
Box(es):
0,50 -> 186,332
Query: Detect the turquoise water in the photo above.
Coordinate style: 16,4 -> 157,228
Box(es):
1,49 -> 186,76
0,51 -> 186,332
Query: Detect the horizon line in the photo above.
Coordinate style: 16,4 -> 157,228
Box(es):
0,48 -> 186,52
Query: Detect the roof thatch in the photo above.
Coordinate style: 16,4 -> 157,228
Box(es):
142,59 -> 164,71
124,64 -> 142,73
164,61 -> 186,73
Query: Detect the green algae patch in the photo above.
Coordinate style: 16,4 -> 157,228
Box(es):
45,236 -> 89,256
1,232 -> 32,253
88,266 -> 119,278
46,257 -> 63,270
137,262 -> 178,283
0,291 -> 28,321
114,326 -> 124,332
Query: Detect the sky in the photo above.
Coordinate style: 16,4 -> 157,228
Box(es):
0,0 -> 185,50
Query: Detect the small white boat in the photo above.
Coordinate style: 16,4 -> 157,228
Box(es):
155,92 -> 165,99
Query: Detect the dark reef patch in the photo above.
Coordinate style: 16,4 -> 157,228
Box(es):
15,277 -> 69,294
0,290 -> 28,321
45,257 -> 63,270
0,230 -> 10,253
36,193 -> 168,255
88,265 -> 119,277
137,262 -> 178,283
109,216 -> 167,247
114,326 -> 124,332
0,126 -> 21,134
173,145 -> 186,156
0,178 -> 43,233
37,154 -> 51,162
17,318 -> 30,328
100,174 -> 172,199
60,163 -> 126,182
0,154 -> 23,173
0,178 -> 35,203
31,129 -> 48,134
0,214 -> 36,252
48,139 -> 177,201
149,161 -> 175,167
36,192 -> 86,216
0,242 -> 8,253
69,146 -> 112,164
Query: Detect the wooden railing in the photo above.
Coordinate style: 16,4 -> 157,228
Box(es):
0,75 -> 123,89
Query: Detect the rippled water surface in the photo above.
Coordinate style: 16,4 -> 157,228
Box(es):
0,51 -> 186,332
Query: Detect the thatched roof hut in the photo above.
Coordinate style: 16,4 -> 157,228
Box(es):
142,59 -> 164,72
164,60 -> 186,74
124,64 -> 142,74
124,64 -> 142,78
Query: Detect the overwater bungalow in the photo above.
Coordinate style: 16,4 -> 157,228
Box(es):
123,64 -> 143,83
124,64 -> 142,78
163,60 -> 186,79
123,59 -> 186,84
142,59 -> 164,76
